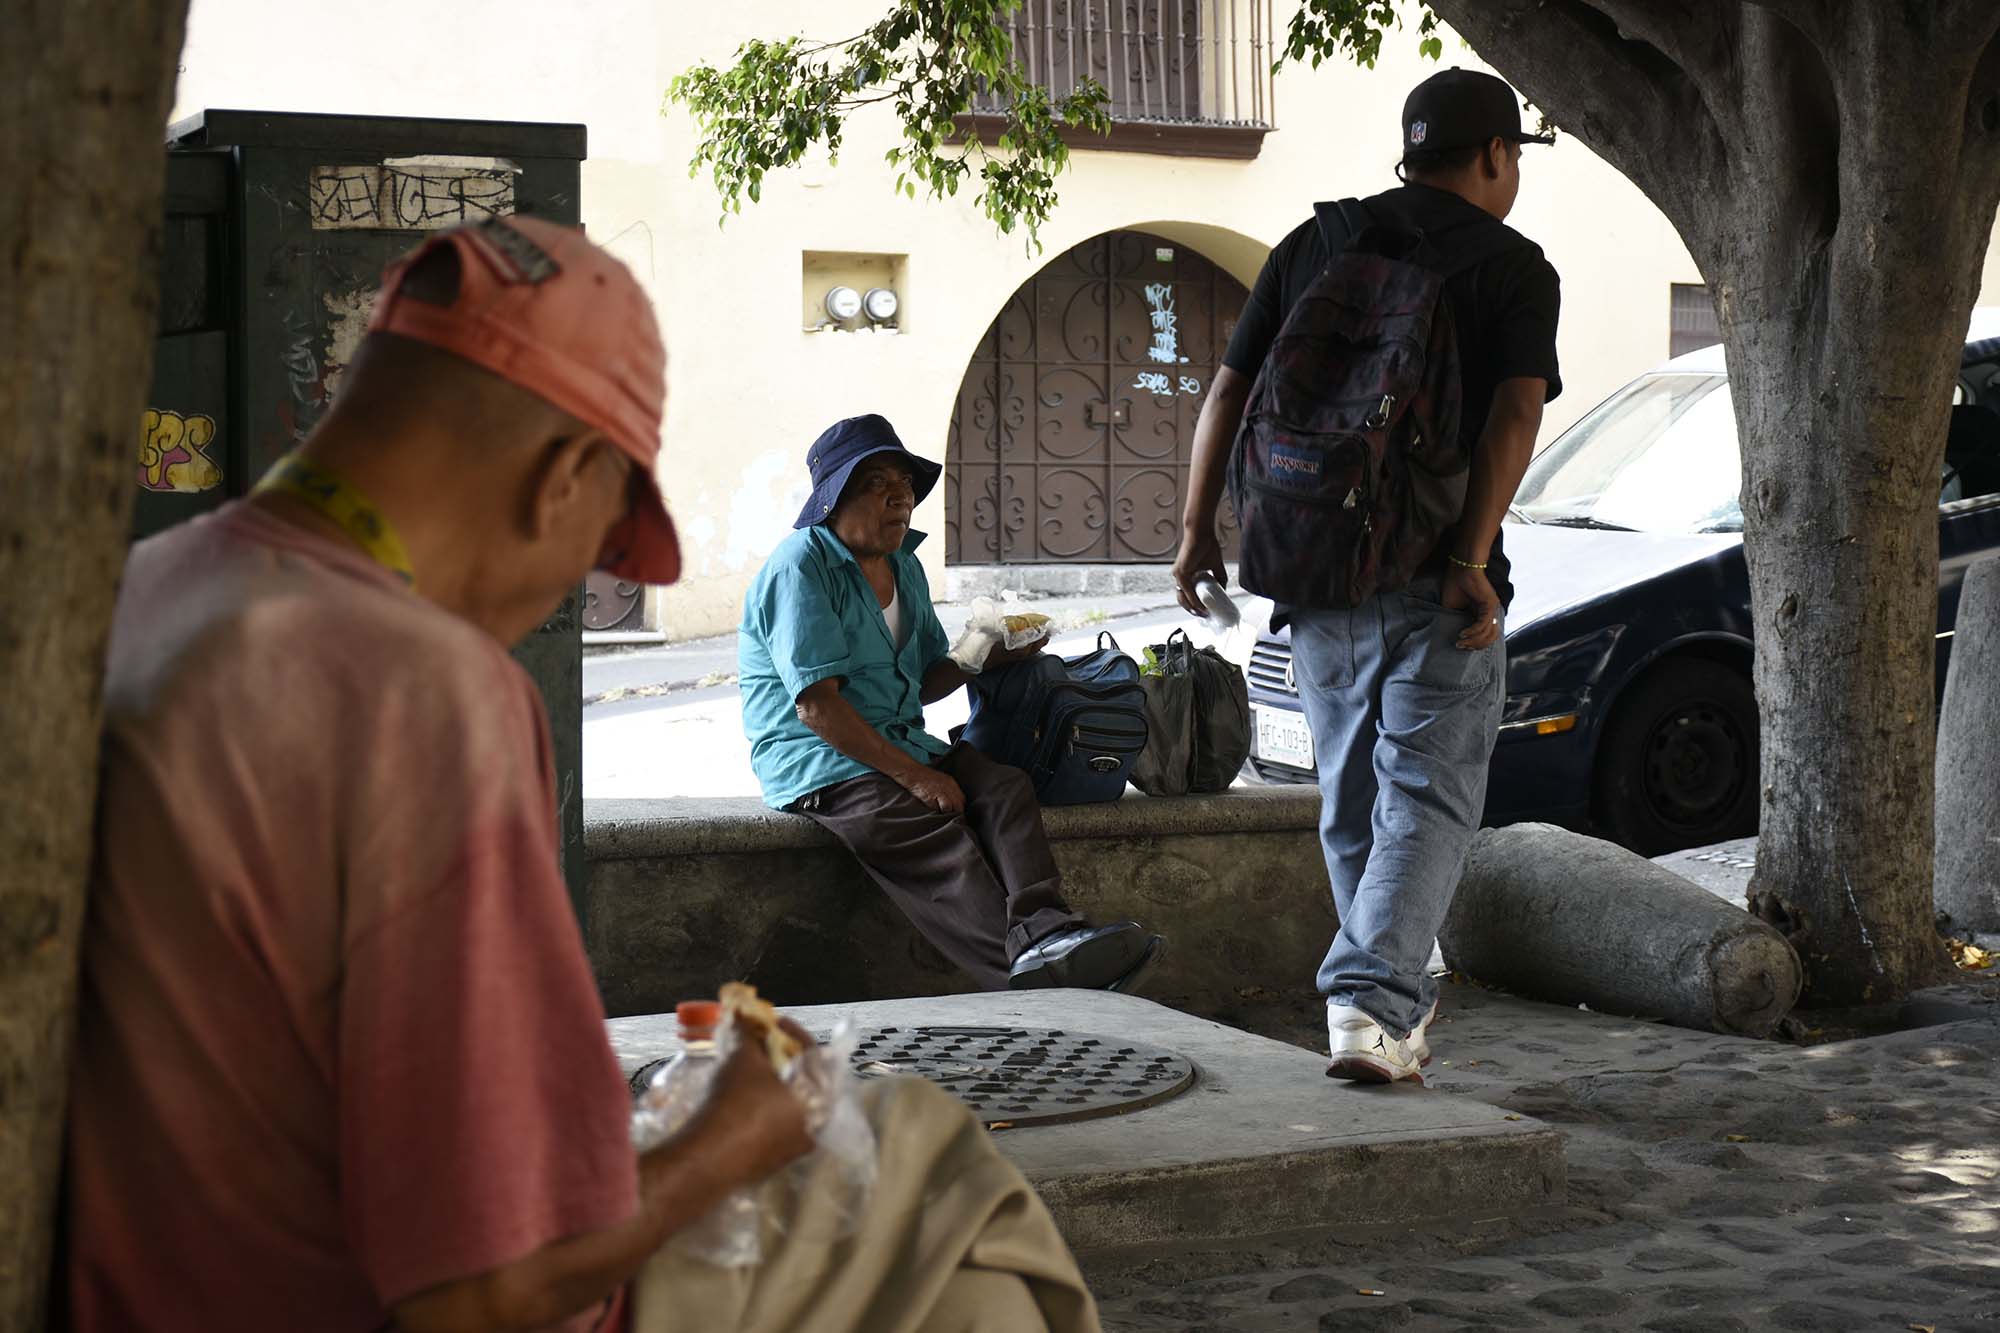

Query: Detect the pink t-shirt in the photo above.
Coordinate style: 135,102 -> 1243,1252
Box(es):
68,504 -> 637,1331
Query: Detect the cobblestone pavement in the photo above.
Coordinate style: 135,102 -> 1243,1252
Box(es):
1090,981 -> 2000,1331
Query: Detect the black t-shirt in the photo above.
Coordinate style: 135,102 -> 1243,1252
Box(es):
1222,182 -> 1563,609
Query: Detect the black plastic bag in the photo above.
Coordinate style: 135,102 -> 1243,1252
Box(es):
1131,630 -> 1251,796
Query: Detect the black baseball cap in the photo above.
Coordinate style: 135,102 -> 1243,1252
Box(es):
1402,67 -> 1554,158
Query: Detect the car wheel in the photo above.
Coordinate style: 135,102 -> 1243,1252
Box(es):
1593,658 -> 1759,856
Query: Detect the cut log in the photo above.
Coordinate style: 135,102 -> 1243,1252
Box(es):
1440,824 -> 1803,1037
1935,556 -> 2000,934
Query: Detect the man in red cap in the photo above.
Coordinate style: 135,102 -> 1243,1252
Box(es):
66,218 -> 1098,1332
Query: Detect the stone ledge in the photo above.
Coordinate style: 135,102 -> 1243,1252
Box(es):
581,787 -> 1334,1020
607,991 -> 1566,1258
584,784 -> 1323,859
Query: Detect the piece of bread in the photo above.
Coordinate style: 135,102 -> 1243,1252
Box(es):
1002,612 -> 1051,636
719,981 -> 803,1066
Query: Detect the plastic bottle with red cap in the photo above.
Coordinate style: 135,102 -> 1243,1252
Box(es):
632,1001 -> 722,1147
629,1000 -> 763,1262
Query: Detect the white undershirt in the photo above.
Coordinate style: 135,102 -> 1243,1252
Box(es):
882,584 -> 907,650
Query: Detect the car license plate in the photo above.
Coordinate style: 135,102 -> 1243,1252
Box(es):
1253,704 -> 1315,771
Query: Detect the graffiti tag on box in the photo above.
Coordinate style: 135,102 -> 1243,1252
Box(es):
139,409 -> 222,493
309,162 -> 517,231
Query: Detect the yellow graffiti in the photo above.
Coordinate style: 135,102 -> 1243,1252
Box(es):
138,409 -> 222,493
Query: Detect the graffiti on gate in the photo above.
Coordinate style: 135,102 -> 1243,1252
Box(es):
1132,371 -> 1203,398
1143,282 -> 1186,365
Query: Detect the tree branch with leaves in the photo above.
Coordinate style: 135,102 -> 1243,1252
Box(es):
669,0 -> 1109,244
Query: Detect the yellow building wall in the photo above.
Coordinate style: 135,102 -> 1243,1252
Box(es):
172,1 -> 1994,640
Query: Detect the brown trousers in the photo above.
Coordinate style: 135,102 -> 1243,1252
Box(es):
793,743 -> 1084,990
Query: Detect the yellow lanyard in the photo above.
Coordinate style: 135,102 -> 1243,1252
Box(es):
254,454 -> 417,588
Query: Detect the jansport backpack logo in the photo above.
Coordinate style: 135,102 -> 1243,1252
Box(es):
1226,198 -> 1520,609
1267,441 -> 1325,482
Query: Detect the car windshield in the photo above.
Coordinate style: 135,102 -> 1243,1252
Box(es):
1515,373 -> 1744,534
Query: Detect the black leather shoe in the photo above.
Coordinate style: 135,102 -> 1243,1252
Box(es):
1008,920 -> 1157,990
1105,933 -> 1164,994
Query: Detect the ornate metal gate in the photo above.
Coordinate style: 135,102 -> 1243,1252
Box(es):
946,229 -> 1247,564
583,571 -> 645,631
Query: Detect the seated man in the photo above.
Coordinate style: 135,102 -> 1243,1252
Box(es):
68,219 -> 1098,1333
740,415 -> 1160,992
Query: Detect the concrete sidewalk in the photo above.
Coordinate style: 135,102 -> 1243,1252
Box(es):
584,589 -> 1187,705
608,976 -> 2000,1326
1092,978 -> 2000,1330
606,990 -> 1565,1257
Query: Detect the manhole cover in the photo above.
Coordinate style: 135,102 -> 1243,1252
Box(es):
631,1025 -> 1195,1129
850,1026 -> 1194,1127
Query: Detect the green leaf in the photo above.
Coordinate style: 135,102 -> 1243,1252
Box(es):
668,0 -> 1419,244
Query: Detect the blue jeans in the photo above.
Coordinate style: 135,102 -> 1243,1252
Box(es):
1288,578 -> 1505,1038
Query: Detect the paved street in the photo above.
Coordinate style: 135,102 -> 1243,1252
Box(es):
583,594 -> 1227,799
1090,980 -> 2000,1332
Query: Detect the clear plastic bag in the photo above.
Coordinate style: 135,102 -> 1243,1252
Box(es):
628,1031 -> 763,1266
761,1020 -> 877,1249
630,1017 -> 878,1268
948,595 -> 1052,672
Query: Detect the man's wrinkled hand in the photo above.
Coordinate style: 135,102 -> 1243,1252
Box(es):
984,633 -> 1050,669
900,765 -> 966,814
1440,564 -> 1503,651
701,1041 -> 813,1182
775,1016 -> 818,1055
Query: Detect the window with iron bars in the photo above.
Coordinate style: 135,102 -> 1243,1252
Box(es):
1671,282 -> 1721,358
958,0 -> 1278,160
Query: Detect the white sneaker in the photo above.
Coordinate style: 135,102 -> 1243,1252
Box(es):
1409,999 -> 1439,1067
1327,1003 -> 1429,1085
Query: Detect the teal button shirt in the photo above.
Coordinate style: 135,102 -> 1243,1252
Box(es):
739,525 -> 952,810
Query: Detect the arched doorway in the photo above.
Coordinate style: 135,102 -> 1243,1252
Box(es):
945,229 -> 1248,565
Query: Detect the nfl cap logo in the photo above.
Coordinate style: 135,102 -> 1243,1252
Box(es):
1400,68 -> 1554,159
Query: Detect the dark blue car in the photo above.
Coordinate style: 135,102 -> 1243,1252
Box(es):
1243,314 -> 2000,855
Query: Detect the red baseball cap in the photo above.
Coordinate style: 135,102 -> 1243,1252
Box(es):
368,215 -> 680,585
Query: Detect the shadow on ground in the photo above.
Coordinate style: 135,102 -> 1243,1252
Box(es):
1090,980 -> 2000,1331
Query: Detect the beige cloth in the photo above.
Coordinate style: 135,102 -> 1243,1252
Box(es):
633,1077 -> 1101,1333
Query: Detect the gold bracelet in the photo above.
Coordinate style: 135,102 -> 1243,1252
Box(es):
1446,554 -> 1488,571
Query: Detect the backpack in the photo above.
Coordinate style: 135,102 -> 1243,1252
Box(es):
1227,199 -> 1523,609
956,633 -> 1148,805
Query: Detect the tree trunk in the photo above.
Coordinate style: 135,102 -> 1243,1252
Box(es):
0,2 -> 190,1323
1720,15 -> 1987,1004
1935,555 -> 2000,933
1428,0 -> 2000,1005
1441,824 -> 1803,1037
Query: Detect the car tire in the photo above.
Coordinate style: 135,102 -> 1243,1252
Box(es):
1592,658 -> 1759,857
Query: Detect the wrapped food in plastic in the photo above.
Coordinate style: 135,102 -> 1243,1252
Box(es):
629,989 -> 878,1269
948,596 -> 1052,672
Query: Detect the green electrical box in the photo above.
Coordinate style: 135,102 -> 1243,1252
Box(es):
146,110 -> 592,923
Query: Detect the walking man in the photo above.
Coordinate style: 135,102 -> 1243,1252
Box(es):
1174,68 -> 1562,1082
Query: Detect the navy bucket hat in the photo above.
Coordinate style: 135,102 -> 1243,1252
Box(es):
793,414 -> 943,529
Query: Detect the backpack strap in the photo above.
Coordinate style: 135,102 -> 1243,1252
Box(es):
1316,197 -> 1530,280
1313,199 -> 1371,256
1429,225 -> 1533,281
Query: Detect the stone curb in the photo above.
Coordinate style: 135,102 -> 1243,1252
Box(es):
583,784 -> 1323,858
